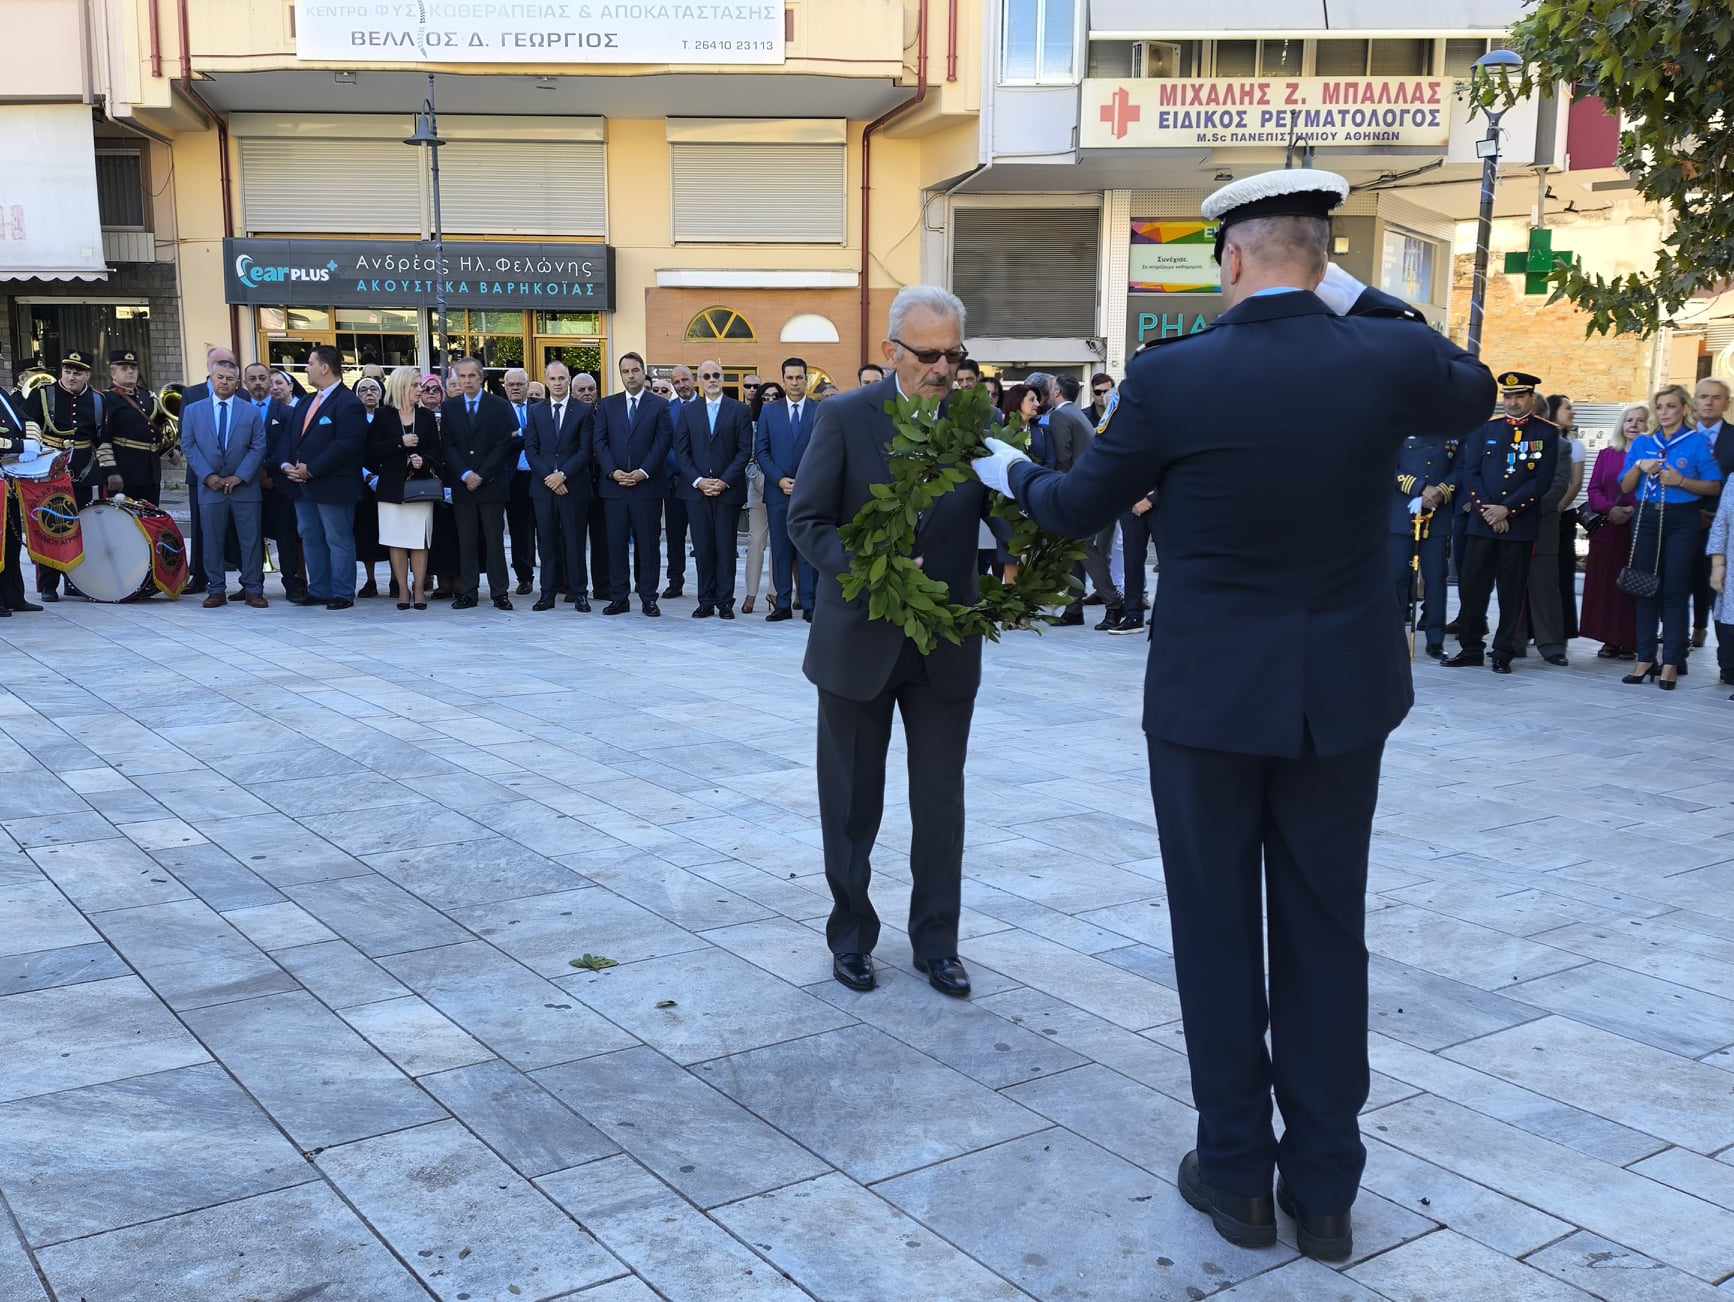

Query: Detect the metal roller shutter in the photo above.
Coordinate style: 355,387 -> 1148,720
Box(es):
670,143 -> 846,243
240,138 -> 421,233
953,208 -> 1100,337
438,141 -> 607,236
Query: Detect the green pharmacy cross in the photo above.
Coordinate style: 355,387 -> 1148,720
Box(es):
1503,227 -> 1576,294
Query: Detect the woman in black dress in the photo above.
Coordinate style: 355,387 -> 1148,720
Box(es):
418,373 -> 460,597
374,367 -> 445,609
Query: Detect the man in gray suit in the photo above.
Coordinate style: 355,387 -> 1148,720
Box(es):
182,358 -> 268,609
1047,373 -> 1125,629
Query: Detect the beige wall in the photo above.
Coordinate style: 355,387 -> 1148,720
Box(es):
5,0 -> 87,98
170,124 -> 232,365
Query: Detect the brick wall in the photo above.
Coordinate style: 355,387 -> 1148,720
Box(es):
1447,252 -> 1653,405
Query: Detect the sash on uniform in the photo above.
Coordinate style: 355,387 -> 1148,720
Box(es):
14,470 -> 84,573
135,504 -> 187,597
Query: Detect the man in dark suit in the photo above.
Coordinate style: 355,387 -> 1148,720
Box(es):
280,344 -> 367,610
442,356 -> 519,611
594,351 -> 673,617
182,359 -> 268,608
1047,373 -> 1125,629
179,346 -> 237,594
978,171 -> 1494,1262
674,358 -> 752,619
662,363 -> 697,598
571,371 -> 611,604
242,362 -> 308,603
524,360 -> 595,612
789,288 -> 991,1002
757,356 -> 819,622
502,367 -> 538,596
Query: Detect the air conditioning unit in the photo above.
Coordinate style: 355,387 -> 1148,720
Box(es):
1131,41 -> 1184,78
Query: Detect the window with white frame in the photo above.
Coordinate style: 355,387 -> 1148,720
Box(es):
1003,0 -> 1077,84
1380,227 -> 1440,304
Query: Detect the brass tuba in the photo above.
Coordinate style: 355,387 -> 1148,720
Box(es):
17,367 -> 53,398
150,383 -> 183,454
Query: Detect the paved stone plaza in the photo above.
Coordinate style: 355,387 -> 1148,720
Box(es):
1,577 -> 1733,1301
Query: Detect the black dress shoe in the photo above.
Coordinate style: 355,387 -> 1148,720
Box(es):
451,595 -> 478,610
1424,644 -> 1445,659
357,581 -> 378,599
532,596 -> 556,611
493,596 -> 514,611
574,597 -> 592,613
326,599 -> 353,611
1107,613 -> 1144,636
0,606 -> 10,617
802,609 -> 813,623
662,583 -> 683,599
642,601 -> 661,618
38,590 -> 58,603
1178,1151 -> 1277,1250
1440,648 -> 1484,668
718,606 -> 736,620
10,599 -> 42,613
1490,656 -> 1513,674
692,604 -> 715,618
833,952 -> 875,992
1094,605 -> 1125,631
183,579 -> 208,595
766,607 -> 793,622
515,578 -> 533,595
603,599 -> 630,615
1542,652 -> 1569,666
1055,609 -> 1085,627
914,956 -> 971,998
1276,1178 -> 1353,1262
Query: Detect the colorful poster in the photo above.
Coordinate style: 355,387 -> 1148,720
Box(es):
1130,222 -> 1220,294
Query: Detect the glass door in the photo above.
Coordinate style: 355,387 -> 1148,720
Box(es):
533,311 -> 606,385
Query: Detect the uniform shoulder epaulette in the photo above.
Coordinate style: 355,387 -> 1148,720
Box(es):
1356,303 -> 1427,323
1134,324 -> 1217,359
1529,415 -> 1559,430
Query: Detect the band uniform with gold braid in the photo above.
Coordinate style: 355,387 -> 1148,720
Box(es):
30,383 -> 109,480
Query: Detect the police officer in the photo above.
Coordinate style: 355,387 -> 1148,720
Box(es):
1391,432 -> 1458,657
104,348 -> 165,503
24,349 -> 110,600
0,369 -> 43,617
1442,370 -> 1559,674
973,169 -> 1494,1263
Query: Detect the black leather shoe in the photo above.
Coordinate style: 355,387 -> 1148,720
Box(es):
766,608 -> 793,622
0,606 -> 9,617
833,952 -> 875,991
1424,644 -> 1445,659
515,579 -> 533,595
532,596 -> 556,611
1542,653 -> 1569,666
1106,614 -> 1144,636
914,956 -> 971,998
326,599 -> 353,611
1178,1151 -> 1277,1250
38,591 -> 58,603
1094,605 -> 1125,631
493,596 -> 514,611
1490,656 -> 1512,674
802,610 -> 813,623
286,593 -> 315,606
574,597 -> 592,613
1276,1177 -> 1353,1262
718,606 -> 736,620
451,595 -> 478,610
1440,649 -> 1484,668
692,604 -> 715,618
183,579 -> 208,595
10,599 -> 42,613
603,599 -> 630,615
1055,609 -> 1085,627
642,601 -> 661,618
662,583 -> 683,599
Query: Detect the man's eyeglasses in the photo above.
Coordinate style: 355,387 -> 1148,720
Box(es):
699,371 -> 722,380
890,338 -> 968,366
1093,385 -> 1114,396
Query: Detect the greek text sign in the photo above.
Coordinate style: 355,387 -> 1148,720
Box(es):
1130,221 -> 1219,294
1085,77 -> 1454,149
295,2 -> 784,66
224,238 -> 615,311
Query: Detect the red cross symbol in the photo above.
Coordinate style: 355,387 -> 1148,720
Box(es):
1099,87 -> 1141,140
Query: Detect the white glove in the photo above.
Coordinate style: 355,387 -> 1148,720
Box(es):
1314,262 -> 1367,316
21,437 -> 39,458
1408,496 -> 1424,516
972,436 -> 1032,497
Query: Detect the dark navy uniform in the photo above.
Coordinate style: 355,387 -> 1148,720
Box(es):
1389,435 -> 1458,654
104,385 -> 164,502
1447,392 -> 1559,668
1009,281 -> 1493,1220
26,353 -> 108,598
0,386 -> 33,614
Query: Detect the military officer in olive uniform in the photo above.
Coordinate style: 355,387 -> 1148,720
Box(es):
24,349 -> 110,600
1442,370 -> 1559,673
1390,433 -> 1459,657
0,375 -> 43,617
103,348 -> 166,503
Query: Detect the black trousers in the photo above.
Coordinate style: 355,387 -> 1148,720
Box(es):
1449,506 -> 1470,584
0,485 -> 25,609
1717,621 -> 1734,684
1454,534 -> 1531,658
1148,731 -> 1383,1214
507,470 -> 537,584
1120,508 -> 1155,612
263,490 -> 306,598
816,639 -> 975,961
664,494 -> 689,591
586,502 -> 612,601
1692,540 -> 1714,634
605,494 -> 662,604
688,496 -> 738,609
1633,504 -> 1699,669
1390,527 -> 1447,649
454,497 -> 509,599
532,487 -> 591,601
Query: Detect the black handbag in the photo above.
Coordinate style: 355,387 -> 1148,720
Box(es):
1616,492 -> 1662,598
400,475 -> 443,504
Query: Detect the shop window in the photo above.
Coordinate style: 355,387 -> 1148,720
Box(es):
1380,228 -> 1440,304
24,302 -> 151,377
1213,40 -> 1257,77
1259,39 -> 1304,77
1369,39 -> 1431,76
1443,38 -> 1507,77
1002,0 -> 1076,84
95,150 -> 147,229
1314,40 -> 1371,76
534,311 -> 604,337
686,307 -> 755,342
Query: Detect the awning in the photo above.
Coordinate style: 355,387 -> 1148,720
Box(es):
0,105 -> 107,283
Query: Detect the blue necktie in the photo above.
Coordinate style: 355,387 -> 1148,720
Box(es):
217,400 -> 229,455
628,395 -> 638,426
467,398 -> 477,419
708,402 -> 717,435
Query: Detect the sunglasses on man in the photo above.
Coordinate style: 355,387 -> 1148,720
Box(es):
890,338 -> 969,366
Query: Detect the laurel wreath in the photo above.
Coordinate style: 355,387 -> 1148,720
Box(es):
838,385 -> 1087,654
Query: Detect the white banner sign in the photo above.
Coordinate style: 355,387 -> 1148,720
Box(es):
1083,77 -> 1453,150
295,2 -> 785,66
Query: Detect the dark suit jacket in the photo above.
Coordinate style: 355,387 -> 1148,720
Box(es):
789,375 -> 994,703
442,392 -> 518,504
1046,402 -> 1096,473
594,389 -> 674,500
674,395 -> 752,505
1010,288 -> 1494,759
524,396 -> 593,496
756,398 -> 818,485
290,382 -> 368,507
252,398 -> 298,497
368,405 -> 444,503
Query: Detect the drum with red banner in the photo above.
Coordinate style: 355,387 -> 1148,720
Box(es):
73,498 -> 187,601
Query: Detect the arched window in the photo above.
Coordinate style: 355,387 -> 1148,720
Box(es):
685,306 -> 755,341
780,312 -> 841,343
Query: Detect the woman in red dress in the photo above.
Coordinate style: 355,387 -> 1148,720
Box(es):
1580,404 -> 1645,658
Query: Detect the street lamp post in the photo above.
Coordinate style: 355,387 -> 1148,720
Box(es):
1465,49 -> 1524,359
405,75 -> 448,378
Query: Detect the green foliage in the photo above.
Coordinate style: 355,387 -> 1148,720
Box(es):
1472,0 -> 1734,335
837,385 -> 1085,655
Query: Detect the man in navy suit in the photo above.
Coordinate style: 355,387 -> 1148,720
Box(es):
242,362 -> 308,603
524,360 -> 595,612
674,358 -> 752,619
978,170 -> 1494,1263
442,357 -> 520,611
182,359 -> 268,608
280,344 -> 367,610
662,363 -> 697,598
756,355 -> 819,622
179,345 -> 237,595
594,350 -> 674,617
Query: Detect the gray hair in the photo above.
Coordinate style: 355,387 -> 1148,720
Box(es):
887,285 -> 966,341
1224,215 -> 1331,279
572,372 -> 597,388
503,367 -> 529,384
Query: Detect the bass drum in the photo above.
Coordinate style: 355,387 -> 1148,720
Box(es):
73,500 -> 158,602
